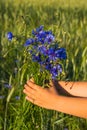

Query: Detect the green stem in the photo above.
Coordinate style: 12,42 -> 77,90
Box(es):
4,102 -> 8,130
4,87 -> 15,130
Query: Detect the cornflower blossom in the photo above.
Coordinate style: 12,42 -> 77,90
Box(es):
15,96 -> 20,100
24,25 -> 67,79
6,32 -> 13,40
38,46 -> 48,56
7,25 -> 67,79
55,48 -> 67,59
44,34 -> 55,44
4,83 -> 12,89
24,38 -> 35,46
0,95 -> 5,99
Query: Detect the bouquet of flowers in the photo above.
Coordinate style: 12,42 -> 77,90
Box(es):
7,25 -> 67,86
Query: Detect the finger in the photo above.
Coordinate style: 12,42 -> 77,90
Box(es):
27,80 -> 42,91
26,78 -> 34,87
29,78 -> 34,83
23,89 -> 35,99
25,96 -> 35,104
26,96 -> 42,107
24,84 -> 36,93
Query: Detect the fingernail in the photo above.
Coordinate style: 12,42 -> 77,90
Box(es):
25,96 -> 28,100
30,78 -> 34,82
24,85 -> 26,88
23,89 -> 25,93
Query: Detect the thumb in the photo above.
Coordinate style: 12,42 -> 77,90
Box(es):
49,80 -> 55,87
29,78 -> 35,83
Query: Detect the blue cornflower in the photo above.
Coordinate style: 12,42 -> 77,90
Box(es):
36,37 -> 45,44
7,32 -> 13,40
38,45 -> 47,55
4,83 -> 12,89
48,48 -> 56,61
32,54 -> 42,63
0,95 -> 5,99
24,38 -> 35,46
38,31 -> 46,38
45,63 -> 52,71
49,55 -> 56,61
32,25 -> 44,36
55,48 -> 67,59
57,64 -> 62,73
45,31 -> 52,35
50,64 -> 62,79
36,25 -> 44,33
48,48 -> 55,55
15,96 -> 20,100
51,65 -> 58,78
35,31 -> 46,44
44,34 -> 55,44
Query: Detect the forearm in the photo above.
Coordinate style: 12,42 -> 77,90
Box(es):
58,81 -> 87,97
54,95 -> 87,118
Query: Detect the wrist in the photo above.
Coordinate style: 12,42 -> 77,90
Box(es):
53,95 -> 71,113
52,95 -> 65,110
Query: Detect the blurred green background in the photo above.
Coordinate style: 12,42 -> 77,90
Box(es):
0,0 -> 87,130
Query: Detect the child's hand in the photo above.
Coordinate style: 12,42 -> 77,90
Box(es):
23,79 -> 60,110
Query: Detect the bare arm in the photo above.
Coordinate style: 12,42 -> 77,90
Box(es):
54,95 -> 87,118
23,79 -> 87,119
57,81 -> 87,97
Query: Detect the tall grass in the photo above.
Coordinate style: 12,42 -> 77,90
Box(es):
0,0 -> 87,130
